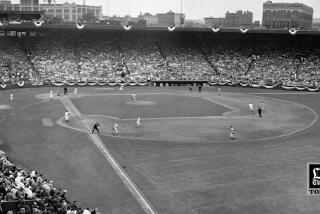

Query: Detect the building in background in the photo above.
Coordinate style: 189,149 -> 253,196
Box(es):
225,10 -> 253,27
313,18 -> 320,30
204,10 -> 253,28
204,17 -> 225,27
110,11 -> 185,27
0,0 -> 44,21
106,15 -> 138,25
20,0 -> 39,11
156,11 -> 185,27
0,0 -> 11,5
42,2 -> 102,22
0,0 -> 13,11
0,1 -> 102,22
0,0 -> 41,12
262,1 -> 313,29
137,12 -> 158,26
183,19 -> 205,28
253,20 -> 260,27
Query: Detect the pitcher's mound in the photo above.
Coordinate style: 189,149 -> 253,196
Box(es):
0,105 -> 11,110
126,101 -> 155,106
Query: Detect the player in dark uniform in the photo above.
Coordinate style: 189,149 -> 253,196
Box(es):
63,86 -> 68,95
92,122 -> 100,134
257,107 -> 262,117
198,84 -> 202,93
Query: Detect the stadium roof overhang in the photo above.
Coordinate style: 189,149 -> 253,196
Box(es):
0,24 -> 320,35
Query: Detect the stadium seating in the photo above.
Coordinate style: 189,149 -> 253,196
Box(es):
0,32 -> 319,88
0,156 -> 94,213
0,38 -> 33,84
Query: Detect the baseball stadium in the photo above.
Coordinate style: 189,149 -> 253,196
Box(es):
0,14 -> 320,214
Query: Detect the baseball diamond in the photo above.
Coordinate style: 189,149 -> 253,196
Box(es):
0,86 -> 320,214
0,6 -> 320,213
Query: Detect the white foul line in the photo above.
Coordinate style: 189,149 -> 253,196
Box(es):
59,97 -> 157,214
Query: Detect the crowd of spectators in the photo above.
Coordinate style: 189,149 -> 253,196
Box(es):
78,39 -> 122,79
201,39 -> 320,87
29,37 -> 128,81
0,35 -> 320,87
29,38 -> 78,82
0,38 -> 32,84
121,38 -> 164,80
27,37 -> 216,82
295,50 -> 320,87
0,155 -> 100,214
203,43 -> 251,82
160,38 -> 214,80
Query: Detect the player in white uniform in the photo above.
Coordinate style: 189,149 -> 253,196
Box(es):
218,88 -> 221,96
49,90 -> 54,98
229,126 -> 235,139
10,93 -> 13,103
73,88 -> 78,96
249,102 -> 254,116
136,116 -> 141,128
113,122 -> 119,135
131,93 -> 136,102
64,111 -> 70,123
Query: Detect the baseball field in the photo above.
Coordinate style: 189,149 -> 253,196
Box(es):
0,86 -> 319,214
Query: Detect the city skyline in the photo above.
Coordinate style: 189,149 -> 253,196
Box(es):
11,0 -> 320,21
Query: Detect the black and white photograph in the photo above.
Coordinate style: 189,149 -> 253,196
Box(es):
0,0 -> 319,213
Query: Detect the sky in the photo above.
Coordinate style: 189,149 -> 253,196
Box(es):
12,0 -> 320,22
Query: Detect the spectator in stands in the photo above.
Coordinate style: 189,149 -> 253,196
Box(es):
2,35 -> 319,88
0,156 -> 83,213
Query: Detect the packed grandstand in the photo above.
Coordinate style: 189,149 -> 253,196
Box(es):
0,29 -> 319,91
